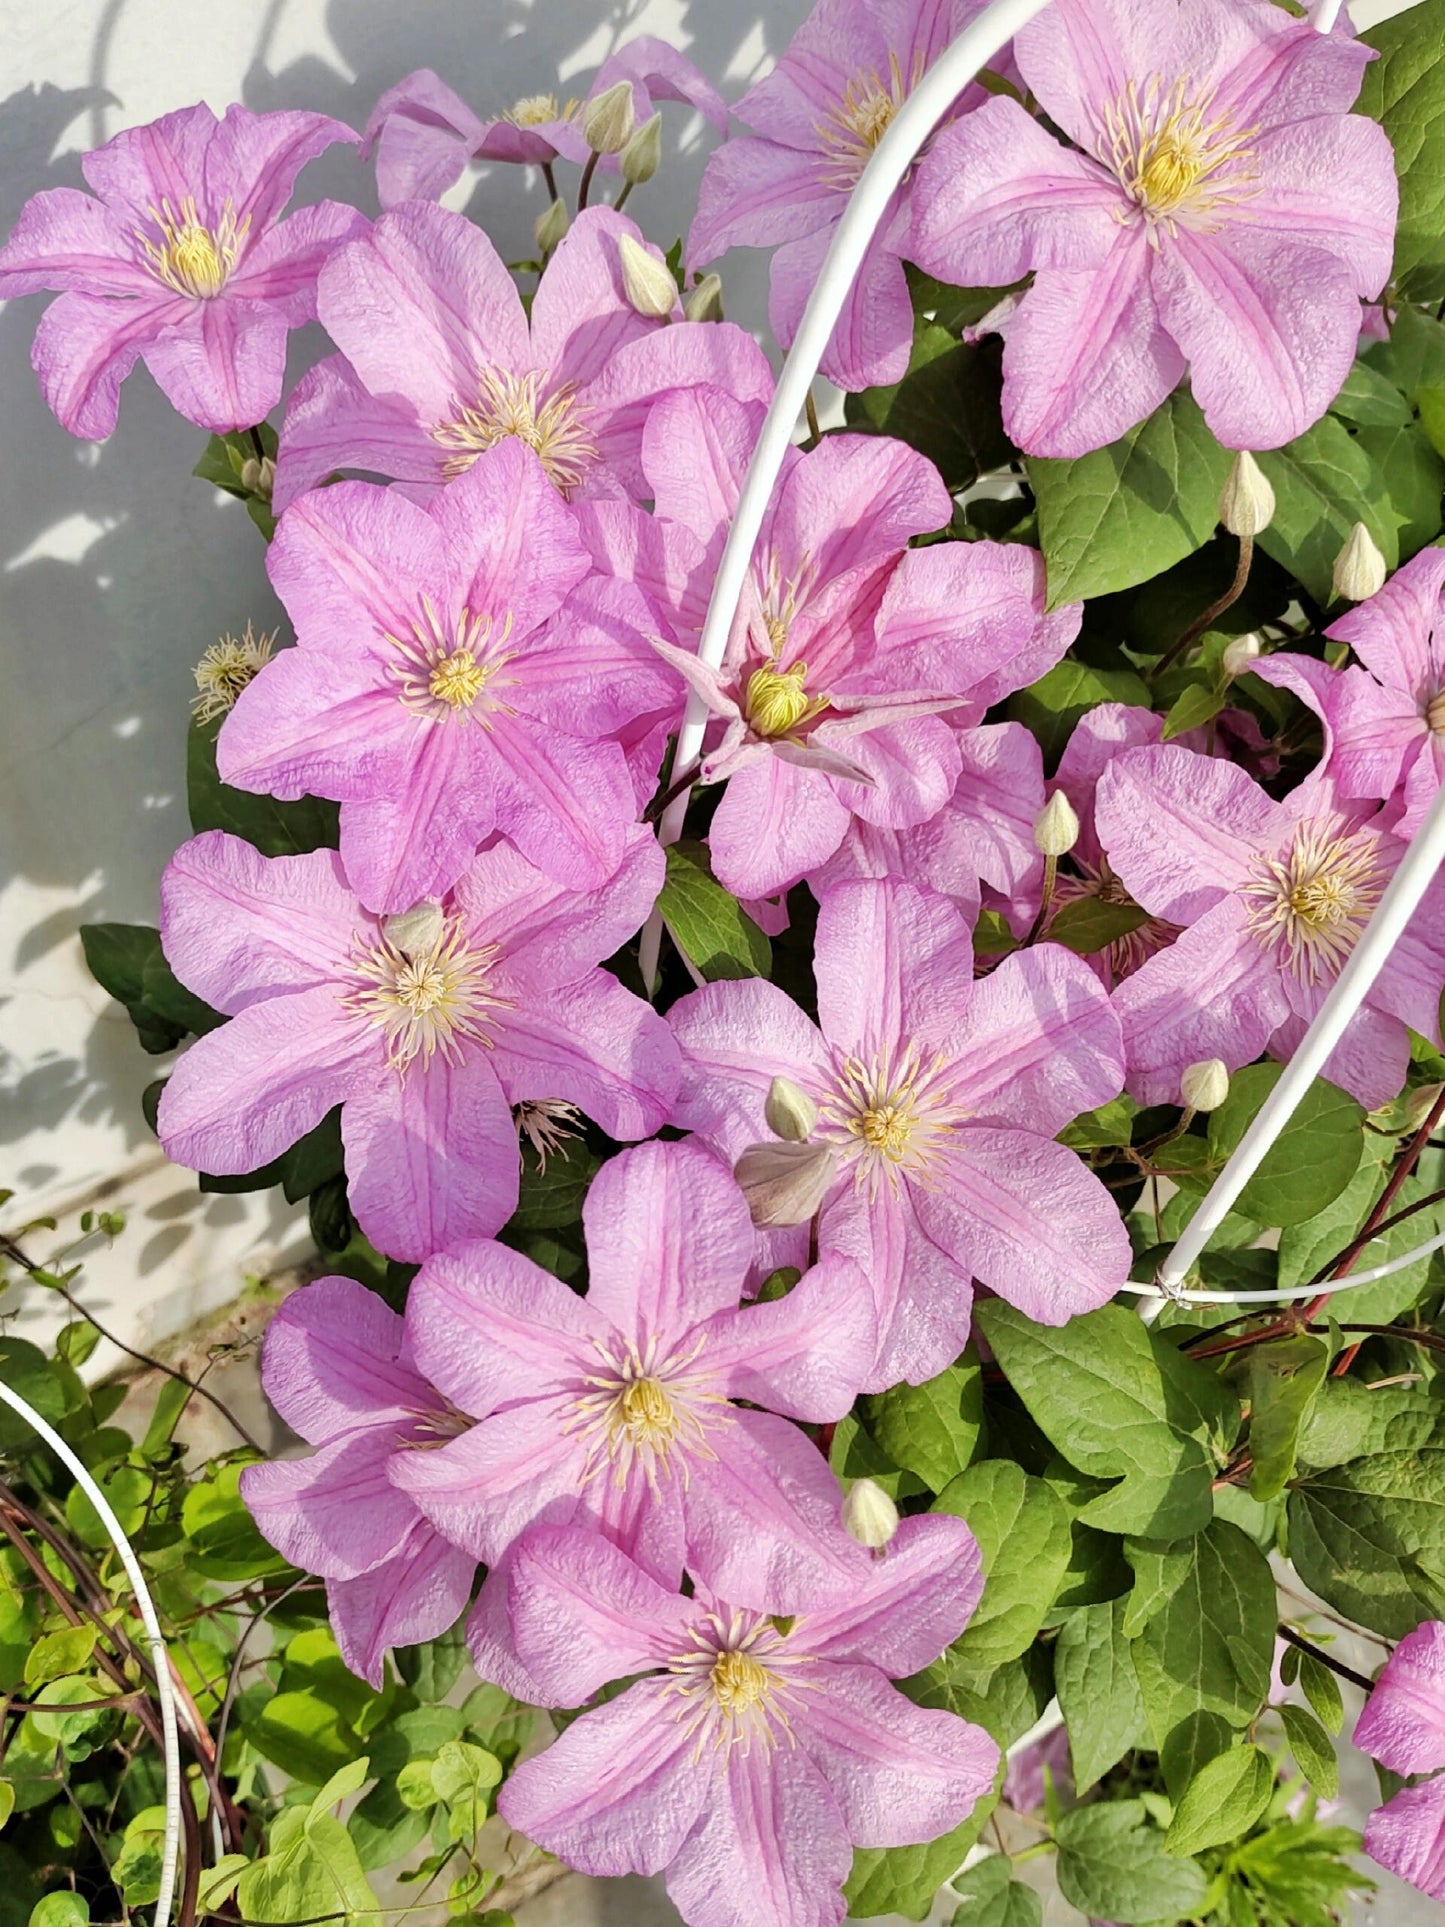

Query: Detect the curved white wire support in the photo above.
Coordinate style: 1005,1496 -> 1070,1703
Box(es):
1124,1224 -> 1445,1306
1311,0 -> 1347,32
0,1378 -> 182,1927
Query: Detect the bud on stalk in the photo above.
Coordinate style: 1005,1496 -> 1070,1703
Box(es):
618,234 -> 677,319
620,112 -> 662,185
534,197 -> 568,257
765,1076 -> 817,1143
684,272 -> 724,323
582,80 -> 635,155
1180,1058 -> 1230,1115
1218,451 -> 1275,538
1221,631 -> 1262,679
1033,790 -> 1079,858
842,1478 -> 899,1551
1332,521 -> 1387,603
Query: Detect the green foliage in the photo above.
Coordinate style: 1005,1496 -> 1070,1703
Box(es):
188,715 -> 341,855
1055,1799 -> 1212,1923
659,839 -> 772,979
1054,1598 -> 1146,1790
948,1855 -> 1042,1926
1289,1446 -> 1445,1637
1203,1066 -> 1366,1228
1245,1335 -> 1329,1503
1361,0 -> 1445,300
78,922 -> 221,1056
933,1461 -> 1073,1671
857,1353 -> 983,1493
1165,1744 -> 1274,1857
846,320 -> 1012,492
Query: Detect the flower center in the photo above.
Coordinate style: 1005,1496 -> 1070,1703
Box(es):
565,1337 -> 722,1492
505,91 -> 575,127
1100,77 -> 1258,232
387,597 -> 514,722
745,663 -> 826,739
816,50 -> 926,189
1242,820 -> 1387,985
433,368 -> 599,493
137,195 -> 249,298
191,622 -> 275,723
616,1375 -> 680,1446
344,917 -> 505,1071
817,1044 -> 961,1194
1426,690 -> 1445,735
664,1612 -> 808,1757
710,1649 -> 770,1711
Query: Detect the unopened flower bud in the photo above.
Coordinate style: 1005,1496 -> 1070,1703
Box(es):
582,79 -> 635,155
842,1477 -> 899,1551
534,197 -> 568,256
1221,631 -> 1262,679
383,901 -> 445,956
765,1075 -> 817,1143
1180,1058 -> 1230,1114
1332,521 -> 1387,603
1033,789 -> 1079,858
683,272 -> 724,323
620,112 -> 662,185
1218,451 -> 1275,538
1406,1082 -> 1445,1133
239,454 -> 275,500
733,1140 -> 837,1227
618,234 -> 676,319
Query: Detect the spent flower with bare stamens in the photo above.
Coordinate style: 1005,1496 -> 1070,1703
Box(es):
191,623 -> 276,723
513,1099 -> 584,1171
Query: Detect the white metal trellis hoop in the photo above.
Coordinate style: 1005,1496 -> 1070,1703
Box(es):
0,1378 -> 183,1927
645,0 -> 1442,1312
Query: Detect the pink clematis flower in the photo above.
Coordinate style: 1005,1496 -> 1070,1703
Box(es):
219,439 -> 679,910
241,1277 -> 475,1688
642,386 -> 1077,901
363,41 -> 727,207
0,102 -> 363,437
1355,1621 -> 1445,1902
392,1139 -> 875,1613
1095,744 -> 1445,1111
910,0 -> 1397,455
155,826 -> 680,1263
670,877 -> 1130,1388
273,201 -> 771,513
688,0 -> 999,391
484,1519 -> 999,1927
1324,547 -> 1445,837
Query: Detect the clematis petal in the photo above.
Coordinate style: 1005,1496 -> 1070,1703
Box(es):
1094,742 -> 1276,922
488,970 -> 681,1143
242,1432 -> 418,1580
327,1525 -> 475,1692
141,297 -> 291,435
669,978 -> 832,1158
813,878 -> 974,1063
665,1743 -> 850,1927
702,1253 -> 876,1420
1363,1776 -> 1445,1904
800,1513 -> 987,1676
362,69 -> 485,207
258,1274 -> 425,1445
273,354 -> 439,512
1357,1622 -> 1445,1777
390,1397 -> 583,1563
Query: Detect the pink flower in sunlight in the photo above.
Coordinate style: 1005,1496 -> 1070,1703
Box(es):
156,827 -> 679,1263
363,41 -> 727,206
0,102 -> 363,436
689,0 -> 1000,391
1095,744 -> 1445,1110
642,386 -> 1077,902
670,878 -> 1129,1389
911,0 -> 1396,455
273,201 -> 771,513
220,439 -> 680,912
484,1519 -> 998,1927
1356,1620 -> 1445,1902
241,1278 -> 475,1689
393,1139 -> 875,1613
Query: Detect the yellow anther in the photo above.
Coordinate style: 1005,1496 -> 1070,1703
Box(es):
428,649 -> 488,709
745,662 -> 818,739
710,1649 -> 771,1711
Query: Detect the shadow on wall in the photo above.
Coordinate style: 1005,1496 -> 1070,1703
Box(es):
0,0 -> 791,1179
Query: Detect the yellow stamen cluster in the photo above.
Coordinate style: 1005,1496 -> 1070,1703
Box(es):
504,91 -> 579,127
191,622 -> 276,723
1100,76 -> 1259,233
709,1649 -> 771,1712
744,663 -> 826,739
138,195 -> 250,298
816,50 -> 926,189
344,918 -> 504,1070
1426,690 -> 1445,736
818,1044 -> 961,1195
428,649 -> 489,710
1242,821 -> 1386,985
433,367 -> 599,493
387,597 -> 514,722
664,1611 -> 811,1758
565,1335 -> 721,1493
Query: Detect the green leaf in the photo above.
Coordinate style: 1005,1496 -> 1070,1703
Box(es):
507,1139 -> 601,1232
236,1802 -> 379,1926
1360,0 -> 1445,300
659,840 -> 771,981
1255,420 -> 1399,606
845,1784 -> 999,1920
182,1461 -> 290,1580
1298,1651 -> 1345,1736
1281,1703 -> 1340,1802
112,1805 -> 168,1906
932,1461 -> 1073,1671
1055,1800 -> 1211,1924
975,1302 -> 1239,1539
1356,421 -> 1445,567
1298,1377 -> 1445,1472
187,714 -> 340,855
431,1739 -> 503,1841
1058,1096 -> 1138,1150
1165,1744 -> 1274,1856
79,922 -> 214,1054
858,1354 -> 983,1494
907,1643 -> 1054,1752
0,1783 -> 11,1832
846,321 -> 1011,492
1054,1597 -> 1147,1790
1288,1447 -> 1445,1638
1207,1065 -> 1365,1227
23,1626 -> 95,1690
1247,1335 -> 1329,1503
1122,1537 -> 1193,1637
1162,679 -> 1227,740
1045,894 -> 1150,955
1005,659 -> 1151,767
247,1688 -> 360,1786
1371,301 -> 1445,404
1130,1521 -> 1277,1787
1329,360 -> 1414,427
1028,392 -> 1234,608
28,1898 -> 87,1927
947,1854 -> 1042,1927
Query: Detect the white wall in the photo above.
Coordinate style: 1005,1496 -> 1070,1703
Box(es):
0,0 -> 1424,1351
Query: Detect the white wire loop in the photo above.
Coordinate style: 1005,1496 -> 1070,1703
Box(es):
0,1377 -> 182,1927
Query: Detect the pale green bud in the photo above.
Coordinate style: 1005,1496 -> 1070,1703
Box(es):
733,1141 -> 837,1227
240,454 -> 275,500
683,272 -> 724,323
534,197 -> 569,256
765,1075 -> 817,1143
1218,451 -> 1275,538
1033,789 -> 1080,858
620,112 -> 662,185
1405,1082 -> 1445,1133
1221,631 -> 1262,679
842,1478 -> 899,1550
582,80 -> 635,156
1332,521 -> 1387,603
1180,1058 -> 1230,1113
618,234 -> 677,319
382,901 -> 445,956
